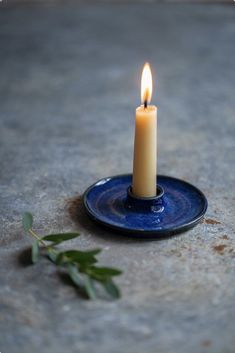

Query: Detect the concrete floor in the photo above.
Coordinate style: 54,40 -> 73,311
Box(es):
0,2 -> 235,353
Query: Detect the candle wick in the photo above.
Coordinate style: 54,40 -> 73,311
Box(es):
144,100 -> 147,109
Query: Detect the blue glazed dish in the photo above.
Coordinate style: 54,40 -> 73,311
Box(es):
83,174 -> 207,238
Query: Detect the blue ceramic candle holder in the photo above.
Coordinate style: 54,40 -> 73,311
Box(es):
83,174 -> 207,238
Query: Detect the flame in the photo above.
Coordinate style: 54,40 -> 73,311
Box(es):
141,62 -> 153,105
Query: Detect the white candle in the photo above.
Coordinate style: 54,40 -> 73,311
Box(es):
132,63 -> 157,197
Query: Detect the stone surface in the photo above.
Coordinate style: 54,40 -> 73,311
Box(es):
0,2 -> 235,353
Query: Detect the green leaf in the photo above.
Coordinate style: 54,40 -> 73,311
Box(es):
84,276 -> 96,300
56,249 -> 101,266
22,212 -> 33,232
102,280 -> 121,299
90,267 -> 122,277
42,233 -> 80,244
31,240 -> 39,264
78,249 -> 101,256
67,264 -> 83,287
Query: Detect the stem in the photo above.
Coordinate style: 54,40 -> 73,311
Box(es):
28,229 -> 57,255
29,229 -> 47,246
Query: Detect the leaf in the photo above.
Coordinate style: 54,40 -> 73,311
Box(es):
56,249 -> 101,266
67,264 -> 83,287
42,233 -> 80,244
22,212 -> 33,232
84,276 -> 96,300
31,240 -> 39,264
78,249 -> 101,256
102,280 -> 121,299
90,267 -> 122,278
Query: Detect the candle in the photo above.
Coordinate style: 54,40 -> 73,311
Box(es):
132,63 -> 157,198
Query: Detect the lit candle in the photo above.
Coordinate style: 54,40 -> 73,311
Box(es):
132,63 -> 157,197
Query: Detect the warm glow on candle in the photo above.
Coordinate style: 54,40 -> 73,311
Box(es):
141,62 -> 153,105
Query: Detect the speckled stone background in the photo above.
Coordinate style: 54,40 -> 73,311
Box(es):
0,2 -> 235,353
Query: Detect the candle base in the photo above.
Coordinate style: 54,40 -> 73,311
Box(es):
83,174 -> 207,238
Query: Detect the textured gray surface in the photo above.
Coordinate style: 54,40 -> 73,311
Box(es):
0,2 -> 235,353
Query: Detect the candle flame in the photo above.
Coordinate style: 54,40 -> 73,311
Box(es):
141,62 -> 152,106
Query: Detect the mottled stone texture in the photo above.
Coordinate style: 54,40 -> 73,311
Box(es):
0,2 -> 235,353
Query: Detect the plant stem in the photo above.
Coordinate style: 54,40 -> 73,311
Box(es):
28,228 -> 57,255
29,229 -> 47,245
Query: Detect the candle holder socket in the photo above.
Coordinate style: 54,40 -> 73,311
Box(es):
126,185 -> 165,213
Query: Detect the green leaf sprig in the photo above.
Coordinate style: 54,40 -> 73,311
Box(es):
22,212 -> 122,299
